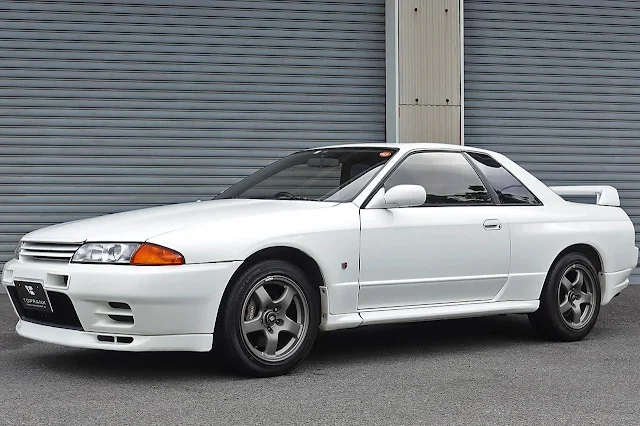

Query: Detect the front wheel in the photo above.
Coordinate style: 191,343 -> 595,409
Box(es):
529,253 -> 601,341
216,260 -> 319,377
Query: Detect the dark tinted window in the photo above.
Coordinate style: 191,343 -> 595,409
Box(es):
384,152 -> 492,206
466,152 -> 540,205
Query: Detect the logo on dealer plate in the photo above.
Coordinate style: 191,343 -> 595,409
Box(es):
24,285 -> 36,296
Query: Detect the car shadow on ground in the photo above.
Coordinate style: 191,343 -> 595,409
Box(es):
16,314 -> 541,381
313,313 -> 538,356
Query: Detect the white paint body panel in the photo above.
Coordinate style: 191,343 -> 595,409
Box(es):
3,259 -> 239,342
15,320 -> 213,352
3,143 -> 638,351
359,206 -> 510,308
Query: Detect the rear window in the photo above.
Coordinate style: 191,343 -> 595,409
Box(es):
466,152 -> 541,205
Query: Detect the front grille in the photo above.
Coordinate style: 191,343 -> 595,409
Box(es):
19,241 -> 82,263
8,286 -> 83,330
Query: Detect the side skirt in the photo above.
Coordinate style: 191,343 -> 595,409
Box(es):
359,300 -> 539,327
319,286 -> 539,332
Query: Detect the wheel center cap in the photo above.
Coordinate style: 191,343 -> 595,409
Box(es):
264,311 -> 277,326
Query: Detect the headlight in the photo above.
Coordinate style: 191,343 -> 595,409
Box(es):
13,241 -> 23,259
71,243 -> 184,265
72,243 -> 141,264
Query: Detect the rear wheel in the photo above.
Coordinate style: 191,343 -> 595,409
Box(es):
216,260 -> 319,377
529,253 -> 601,341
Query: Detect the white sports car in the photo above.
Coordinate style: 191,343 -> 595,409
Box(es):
3,143 -> 638,377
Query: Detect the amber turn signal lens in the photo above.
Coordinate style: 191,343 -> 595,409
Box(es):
130,243 -> 185,266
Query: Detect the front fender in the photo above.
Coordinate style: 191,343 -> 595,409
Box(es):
149,203 -> 362,314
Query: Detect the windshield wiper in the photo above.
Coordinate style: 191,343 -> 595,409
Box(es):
272,194 -> 318,201
281,196 -> 318,201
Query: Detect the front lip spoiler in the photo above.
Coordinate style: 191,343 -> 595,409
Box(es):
15,320 -> 214,352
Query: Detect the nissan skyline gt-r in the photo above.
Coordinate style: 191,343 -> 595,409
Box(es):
3,143 -> 638,377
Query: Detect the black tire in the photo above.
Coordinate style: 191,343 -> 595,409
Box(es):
215,260 -> 320,377
528,253 -> 601,341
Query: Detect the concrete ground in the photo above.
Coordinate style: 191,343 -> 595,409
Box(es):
1,287 -> 639,426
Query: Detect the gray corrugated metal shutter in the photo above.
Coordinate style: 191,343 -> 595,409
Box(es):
1,0 -> 386,264
464,0 -> 640,283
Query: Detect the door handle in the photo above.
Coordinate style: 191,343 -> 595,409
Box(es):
483,219 -> 502,230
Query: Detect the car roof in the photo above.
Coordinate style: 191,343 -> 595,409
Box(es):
312,142 -> 494,155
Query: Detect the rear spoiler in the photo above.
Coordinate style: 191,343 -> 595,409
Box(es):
550,185 -> 620,207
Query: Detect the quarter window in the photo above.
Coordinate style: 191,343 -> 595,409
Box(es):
466,152 -> 540,205
383,152 -> 492,206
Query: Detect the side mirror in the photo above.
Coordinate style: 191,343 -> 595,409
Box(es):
368,185 -> 426,208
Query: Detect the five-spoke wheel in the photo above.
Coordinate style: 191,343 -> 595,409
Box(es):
557,265 -> 596,329
216,260 -> 319,377
529,252 -> 601,341
241,275 -> 309,362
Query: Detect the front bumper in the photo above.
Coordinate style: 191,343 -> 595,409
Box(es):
2,258 -> 241,352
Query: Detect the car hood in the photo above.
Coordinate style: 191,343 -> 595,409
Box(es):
22,199 -> 339,243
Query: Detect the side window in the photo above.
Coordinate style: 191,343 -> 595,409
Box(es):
466,152 -> 540,205
383,152 -> 492,206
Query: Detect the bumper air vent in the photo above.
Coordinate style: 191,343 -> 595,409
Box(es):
107,302 -> 134,325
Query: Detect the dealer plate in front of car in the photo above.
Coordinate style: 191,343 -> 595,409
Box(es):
14,281 -> 53,313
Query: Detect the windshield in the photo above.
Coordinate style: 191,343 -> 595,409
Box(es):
216,147 -> 398,202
